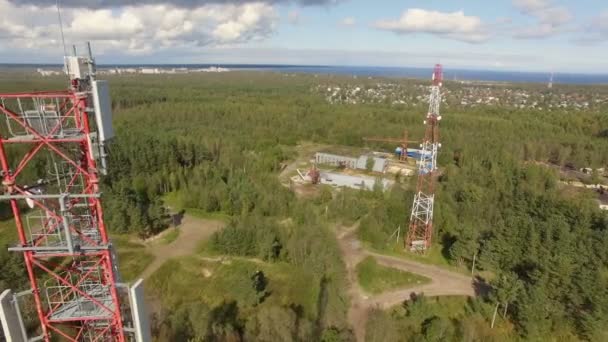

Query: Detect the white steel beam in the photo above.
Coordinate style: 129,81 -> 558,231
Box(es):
0,290 -> 26,342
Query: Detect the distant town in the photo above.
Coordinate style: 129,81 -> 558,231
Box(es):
36,66 -> 230,77
316,81 -> 608,111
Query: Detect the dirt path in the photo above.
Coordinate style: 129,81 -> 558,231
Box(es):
279,159 -> 299,184
139,215 -> 226,279
335,224 -> 475,341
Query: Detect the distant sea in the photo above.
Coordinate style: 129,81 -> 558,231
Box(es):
2,63 -> 607,85
258,65 -> 608,85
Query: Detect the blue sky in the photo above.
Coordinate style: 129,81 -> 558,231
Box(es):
0,0 -> 606,72
263,0 -> 606,71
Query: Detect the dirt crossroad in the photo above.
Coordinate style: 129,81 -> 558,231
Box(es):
335,224 -> 475,341
137,215 -> 474,341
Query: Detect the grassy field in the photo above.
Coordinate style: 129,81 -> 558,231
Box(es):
366,240 -> 476,277
162,192 -> 231,222
356,256 -> 430,294
160,228 -> 180,245
384,242 -> 451,267
112,235 -> 155,282
398,296 -> 471,320
147,256 -> 321,320
182,208 -> 231,222
0,217 -> 18,247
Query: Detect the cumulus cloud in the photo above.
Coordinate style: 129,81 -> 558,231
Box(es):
340,17 -> 356,26
9,0 -> 340,8
374,9 -> 489,43
513,0 -> 549,12
513,0 -> 572,39
0,0 -> 278,55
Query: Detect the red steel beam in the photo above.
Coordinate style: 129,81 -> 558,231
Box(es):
0,90 -> 126,341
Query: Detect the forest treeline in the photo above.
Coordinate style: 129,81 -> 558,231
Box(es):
0,72 -> 607,340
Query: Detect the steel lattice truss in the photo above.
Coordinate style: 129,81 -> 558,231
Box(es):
406,64 -> 443,252
0,91 -> 126,341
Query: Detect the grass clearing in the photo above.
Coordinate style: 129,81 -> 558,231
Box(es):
389,296 -> 473,327
0,218 -> 17,247
160,228 -> 180,245
147,256 -> 319,320
196,238 -> 214,255
356,256 -> 430,294
162,191 -> 180,208
183,208 -> 231,222
117,249 -> 155,282
111,234 -> 155,282
407,296 -> 470,319
368,241 -> 473,276
162,192 -> 231,222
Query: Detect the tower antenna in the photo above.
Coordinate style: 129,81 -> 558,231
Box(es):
405,64 -> 444,253
56,0 -> 68,57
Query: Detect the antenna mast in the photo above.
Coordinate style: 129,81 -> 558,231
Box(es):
405,64 -> 443,253
55,0 -> 68,57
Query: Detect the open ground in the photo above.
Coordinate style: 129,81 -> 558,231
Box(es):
335,223 -> 475,341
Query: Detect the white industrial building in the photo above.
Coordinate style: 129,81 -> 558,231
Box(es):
141,68 -> 161,74
320,172 -> 394,191
315,152 -> 388,173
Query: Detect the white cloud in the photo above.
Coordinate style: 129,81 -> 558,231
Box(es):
340,17 -> 356,26
9,0 -> 340,8
513,0 -> 550,13
513,0 -> 572,39
374,9 -> 489,43
0,0 -> 278,56
68,10 -> 145,40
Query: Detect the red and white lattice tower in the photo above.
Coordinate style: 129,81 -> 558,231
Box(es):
0,44 -> 149,342
405,64 -> 443,253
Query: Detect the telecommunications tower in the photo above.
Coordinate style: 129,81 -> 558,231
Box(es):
0,44 -> 149,341
405,64 -> 443,252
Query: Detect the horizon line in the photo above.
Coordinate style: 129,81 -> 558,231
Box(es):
1,63 -> 607,77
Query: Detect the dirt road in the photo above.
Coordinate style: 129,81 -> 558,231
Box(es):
139,215 -> 226,279
335,224 -> 475,341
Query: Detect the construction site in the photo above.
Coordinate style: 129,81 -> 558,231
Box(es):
286,65 -> 445,253
287,148 -> 408,192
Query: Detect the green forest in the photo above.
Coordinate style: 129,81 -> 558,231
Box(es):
0,71 -> 607,341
